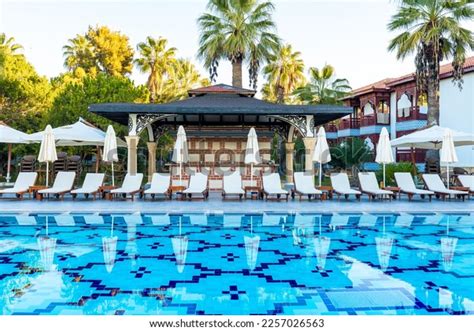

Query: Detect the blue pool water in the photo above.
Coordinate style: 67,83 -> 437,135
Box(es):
0,212 -> 473,315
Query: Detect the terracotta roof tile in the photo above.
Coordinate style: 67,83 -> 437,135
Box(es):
347,55 -> 474,98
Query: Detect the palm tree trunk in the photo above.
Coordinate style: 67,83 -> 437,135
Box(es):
232,58 -> 243,88
276,85 -> 285,104
426,50 -> 440,162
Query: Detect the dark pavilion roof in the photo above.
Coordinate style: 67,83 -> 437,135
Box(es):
89,84 -> 352,127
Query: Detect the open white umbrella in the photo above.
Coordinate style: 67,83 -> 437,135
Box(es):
440,128 -> 457,189
0,122 -> 30,183
244,127 -> 260,187
103,125 -> 118,186
375,127 -> 394,187
27,118 -> 126,147
38,125 -> 57,187
312,127 -> 331,187
391,125 -> 474,149
172,126 -> 188,186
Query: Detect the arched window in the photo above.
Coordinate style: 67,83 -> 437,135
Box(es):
397,93 -> 412,117
363,103 -> 375,115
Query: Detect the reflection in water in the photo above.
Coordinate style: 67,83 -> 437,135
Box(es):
313,216 -> 330,270
375,217 -> 394,272
441,215 -> 458,272
172,216 -> 188,273
37,237 -> 57,272
244,216 -> 260,271
102,217 -> 117,273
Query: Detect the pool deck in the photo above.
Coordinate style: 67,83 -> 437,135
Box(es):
0,193 -> 472,214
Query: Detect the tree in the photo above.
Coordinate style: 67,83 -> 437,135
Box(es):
160,59 -> 211,102
262,44 -> 305,103
0,52 -> 52,131
330,137 -> 372,174
47,73 -> 148,136
293,65 -> 351,104
0,33 -> 23,55
197,0 -> 280,88
388,0 -> 474,127
63,26 -> 134,77
134,36 -> 177,102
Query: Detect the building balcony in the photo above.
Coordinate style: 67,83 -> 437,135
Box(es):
338,118 -> 360,130
396,106 -> 428,122
324,123 -> 338,133
360,113 -> 390,127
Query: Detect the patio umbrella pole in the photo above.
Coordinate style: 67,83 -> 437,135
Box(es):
383,163 -> 386,188
95,145 -> 100,173
251,164 -> 253,187
319,162 -> 322,187
46,161 -> 49,187
6,143 -> 12,183
111,161 -> 115,187
446,163 -> 450,190
179,162 -> 182,186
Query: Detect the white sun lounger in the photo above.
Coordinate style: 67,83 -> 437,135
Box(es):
222,171 -> 244,200
358,172 -> 393,201
110,173 -> 143,201
293,172 -> 323,201
394,172 -> 433,201
457,175 -> 474,196
38,171 -> 76,200
144,173 -> 171,199
262,173 -> 289,201
422,174 -> 468,201
0,172 -> 37,199
182,173 -> 209,200
330,173 -> 361,200
71,173 -> 105,200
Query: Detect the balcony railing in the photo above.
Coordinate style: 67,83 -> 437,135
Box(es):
360,113 -> 390,127
324,123 -> 338,132
338,118 -> 360,130
397,106 -> 428,122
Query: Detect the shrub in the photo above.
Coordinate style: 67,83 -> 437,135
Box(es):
376,162 -> 417,187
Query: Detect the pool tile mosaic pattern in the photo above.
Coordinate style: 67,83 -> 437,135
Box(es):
0,212 -> 473,315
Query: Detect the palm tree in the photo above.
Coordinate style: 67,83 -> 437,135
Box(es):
294,65 -> 351,104
161,59 -> 210,102
0,33 -> 23,54
134,36 -> 177,102
197,0 -> 280,89
262,44 -> 305,103
388,0 -> 474,126
63,35 -> 96,74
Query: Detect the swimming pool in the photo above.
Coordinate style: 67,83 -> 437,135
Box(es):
0,212 -> 473,315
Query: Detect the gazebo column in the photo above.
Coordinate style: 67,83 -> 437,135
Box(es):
303,137 -> 316,174
285,142 -> 295,183
147,141 -> 157,182
125,135 -> 140,175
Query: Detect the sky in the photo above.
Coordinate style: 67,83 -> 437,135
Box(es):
1,0 -> 473,91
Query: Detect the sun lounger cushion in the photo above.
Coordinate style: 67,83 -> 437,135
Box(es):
394,172 -> 433,195
294,172 -> 322,194
223,172 -> 244,194
38,172 -> 76,194
457,175 -> 474,192
71,173 -> 105,194
262,173 -> 288,194
422,174 -> 468,195
330,173 -> 361,195
111,173 -> 143,194
0,172 -> 37,194
144,173 -> 170,194
358,172 -> 393,195
183,173 -> 208,194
